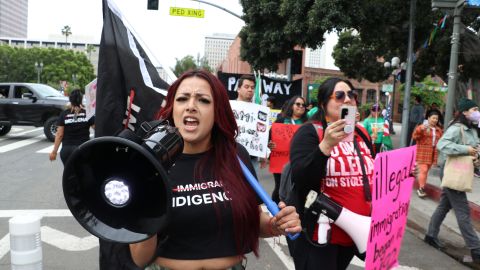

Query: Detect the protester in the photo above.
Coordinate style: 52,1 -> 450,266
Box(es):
289,77 -> 374,270
49,89 -> 94,165
412,110 -> 443,198
362,103 -> 393,152
236,74 -> 255,102
407,95 -> 425,145
268,95 -> 308,204
307,101 -> 318,119
129,70 -> 301,269
425,102 -> 444,127
266,96 -> 276,109
425,98 -> 480,262
234,74 -> 264,171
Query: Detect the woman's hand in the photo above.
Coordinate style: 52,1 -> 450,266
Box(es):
319,119 -> 347,155
468,146 -> 478,156
267,140 -> 276,150
269,202 -> 301,235
49,151 -> 57,161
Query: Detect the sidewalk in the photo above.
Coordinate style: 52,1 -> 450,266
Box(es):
390,122 -> 480,268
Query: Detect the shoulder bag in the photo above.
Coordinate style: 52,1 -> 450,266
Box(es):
441,126 -> 474,192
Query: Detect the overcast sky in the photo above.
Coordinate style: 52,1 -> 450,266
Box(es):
27,0 -> 244,70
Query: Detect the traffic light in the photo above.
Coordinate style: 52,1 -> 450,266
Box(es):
147,0 -> 159,10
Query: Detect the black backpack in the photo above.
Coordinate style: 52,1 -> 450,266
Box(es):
279,123 -> 374,206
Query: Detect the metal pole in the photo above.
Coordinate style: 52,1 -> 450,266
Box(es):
286,58 -> 292,81
443,2 -> 464,126
189,0 -> 243,20
400,0 -> 416,148
389,73 -> 396,134
37,69 -> 40,84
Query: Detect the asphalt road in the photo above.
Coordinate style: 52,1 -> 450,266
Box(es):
0,126 -> 469,269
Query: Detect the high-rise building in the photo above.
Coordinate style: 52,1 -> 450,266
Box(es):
304,32 -> 339,70
0,0 -> 28,38
204,33 -> 235,71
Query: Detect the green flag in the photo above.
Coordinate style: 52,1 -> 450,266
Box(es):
254,71 -> 262,105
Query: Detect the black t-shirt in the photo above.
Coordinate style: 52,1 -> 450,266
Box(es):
156,144 -> 258,259
57,108 -> 94,146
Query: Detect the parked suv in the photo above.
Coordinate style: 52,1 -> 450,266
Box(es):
0,83 -> 69,141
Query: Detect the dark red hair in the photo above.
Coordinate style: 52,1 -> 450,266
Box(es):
157,70 -> 260,256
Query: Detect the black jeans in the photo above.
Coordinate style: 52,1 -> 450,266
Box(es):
292,234 -> 356,270
60,145 -> 78,166
272,173 -> 281,205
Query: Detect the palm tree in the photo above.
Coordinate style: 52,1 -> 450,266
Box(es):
61,25 -> 72,43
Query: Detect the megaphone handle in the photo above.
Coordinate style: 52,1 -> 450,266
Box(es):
237,156 -> 300,240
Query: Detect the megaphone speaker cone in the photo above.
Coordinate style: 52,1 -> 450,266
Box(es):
63,136 -> 172,243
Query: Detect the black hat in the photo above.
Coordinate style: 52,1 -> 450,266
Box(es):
457,98 -> 478,112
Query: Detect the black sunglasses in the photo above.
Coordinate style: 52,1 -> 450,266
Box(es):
294,102 -> 305,107
330,90 -> 358,102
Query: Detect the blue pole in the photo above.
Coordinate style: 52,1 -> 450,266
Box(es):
237,156 -> 299,240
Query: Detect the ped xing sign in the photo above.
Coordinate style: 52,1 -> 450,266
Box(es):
170,7 -> 205,18
382,84 -> 393,93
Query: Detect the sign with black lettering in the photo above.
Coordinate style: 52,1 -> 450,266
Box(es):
365,146 -> 417,270
217,71 -> 302,109
230,100 -> 270,158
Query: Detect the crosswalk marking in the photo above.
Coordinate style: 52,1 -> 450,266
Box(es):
0,226 -> 99,260
0,209 -> 72,218
0,135 -> 44,153
41,226 -> 98,251
37,144 -> 62,153
0,234 -> 9,262
0,127 -> 43,143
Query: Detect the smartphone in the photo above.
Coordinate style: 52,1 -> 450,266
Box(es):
340,105 -> 356,142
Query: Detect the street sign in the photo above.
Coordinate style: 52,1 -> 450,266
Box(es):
382,84 -> 393,92
169,7 -> 205,18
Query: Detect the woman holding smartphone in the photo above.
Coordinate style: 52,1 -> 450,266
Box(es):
289,78 -> 375,269
412,110 -> 443,198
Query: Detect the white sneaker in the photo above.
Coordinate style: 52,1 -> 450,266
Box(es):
417,188 -> 426,198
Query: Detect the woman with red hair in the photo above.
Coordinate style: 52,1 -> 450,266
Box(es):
129,70 -> 301,270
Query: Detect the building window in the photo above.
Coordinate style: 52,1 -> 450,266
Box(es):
366,89 -> 376,103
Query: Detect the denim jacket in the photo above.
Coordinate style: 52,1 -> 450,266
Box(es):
436,123 -> 479,165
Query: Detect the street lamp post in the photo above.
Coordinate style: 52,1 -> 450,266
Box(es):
383,57 -> 403,134
72,74 -> 77,86
35,62 -> 43,83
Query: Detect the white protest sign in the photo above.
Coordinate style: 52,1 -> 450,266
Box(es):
230,100 -> 270,158
85,78 -> 97,120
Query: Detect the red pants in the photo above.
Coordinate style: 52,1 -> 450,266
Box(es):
417,164 -> 432,188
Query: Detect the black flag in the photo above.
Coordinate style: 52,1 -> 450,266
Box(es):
96,1 -> 170,269
96,0 -> 170,137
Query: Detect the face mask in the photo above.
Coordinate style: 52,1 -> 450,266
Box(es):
467,111 -> 480,122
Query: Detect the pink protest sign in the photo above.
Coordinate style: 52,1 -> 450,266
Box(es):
365,146 -> 416,270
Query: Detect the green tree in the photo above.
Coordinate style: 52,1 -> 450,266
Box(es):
240,0 -> 480,83
85,44 -> 96,61
171,55 -> 213,77
172,55 -> 197,77
199,56 -> 213,73
0,45 -> 95,89
398,76 -> 446,108
61,25 -> 72,43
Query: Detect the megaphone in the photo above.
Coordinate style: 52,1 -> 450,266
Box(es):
63,120 -> 183,243
304,190 -> 371,260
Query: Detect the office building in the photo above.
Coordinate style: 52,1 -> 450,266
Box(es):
204,33 -> 235,71
0,0 -> 28,38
